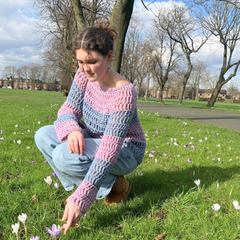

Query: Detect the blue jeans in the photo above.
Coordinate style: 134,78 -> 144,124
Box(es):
35,125 -> 139,199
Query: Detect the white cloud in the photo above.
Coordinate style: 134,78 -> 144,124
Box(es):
0,0 -> 41,77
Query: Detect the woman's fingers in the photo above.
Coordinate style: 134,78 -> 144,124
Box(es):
67,131 -> 85,155
61,202 -> 82,234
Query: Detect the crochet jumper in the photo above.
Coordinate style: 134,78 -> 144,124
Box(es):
54,69 -> 146,214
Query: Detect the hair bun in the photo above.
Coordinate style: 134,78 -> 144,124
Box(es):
96,20 -> 118,40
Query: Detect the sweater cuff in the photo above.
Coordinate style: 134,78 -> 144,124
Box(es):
66,180 -> 98,214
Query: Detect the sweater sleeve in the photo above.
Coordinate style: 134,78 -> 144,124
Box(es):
54,69 -> 88,142
67,85 -> 137,213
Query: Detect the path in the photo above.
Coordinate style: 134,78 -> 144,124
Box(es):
137,102 -> 240,133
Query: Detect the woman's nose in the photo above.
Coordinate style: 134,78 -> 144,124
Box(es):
83,63 -> 91,72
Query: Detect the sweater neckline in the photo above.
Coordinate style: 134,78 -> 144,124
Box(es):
92,81 -> 132,92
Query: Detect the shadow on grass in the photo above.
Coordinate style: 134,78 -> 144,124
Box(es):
90,164 -> 240,228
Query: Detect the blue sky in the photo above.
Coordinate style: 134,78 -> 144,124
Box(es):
0,0 -> 240,89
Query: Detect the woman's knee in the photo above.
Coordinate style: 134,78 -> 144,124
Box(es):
35,125 -> 57,148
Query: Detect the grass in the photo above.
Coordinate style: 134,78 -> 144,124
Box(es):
138,97 -> 240,113
1,88 -> 240,239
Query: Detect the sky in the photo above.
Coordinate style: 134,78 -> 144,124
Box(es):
0,0 -> 240,88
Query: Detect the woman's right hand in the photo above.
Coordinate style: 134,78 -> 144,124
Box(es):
67,131 -> 85,155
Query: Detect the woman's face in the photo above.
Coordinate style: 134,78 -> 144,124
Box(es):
76,48 -> 112,83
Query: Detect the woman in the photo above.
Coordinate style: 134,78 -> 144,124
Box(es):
35,22 -> 146,235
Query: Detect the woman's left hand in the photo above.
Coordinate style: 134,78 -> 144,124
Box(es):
61,202 -> 83,234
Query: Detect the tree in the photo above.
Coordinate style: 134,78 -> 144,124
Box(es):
155,1 -> 210,104
109,0 -> 134,73
121,17 -> 142,84
201,71 -> 219,90
188,62 -> 207,100
193,0 -> 240,107
227,79 -> 240,99
189,0 -> 240,9
151,14 -> 182,102
3,66 -> 17,88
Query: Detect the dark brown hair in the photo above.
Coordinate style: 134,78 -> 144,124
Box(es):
73,21 -> 117,56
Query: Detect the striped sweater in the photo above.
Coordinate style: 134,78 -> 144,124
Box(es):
54,69 -> 146,213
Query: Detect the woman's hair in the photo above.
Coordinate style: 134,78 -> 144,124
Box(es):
73,21 -> 117,56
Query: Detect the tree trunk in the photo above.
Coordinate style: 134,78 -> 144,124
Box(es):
137,83 -> 140,99
178,65 -> 192,104
144,72 -> 150,101
207,81 -> 223,107
71,0 -> 85,32
157,83 -> 164,102
110,0 -> 134,73
91,0 -> 97,27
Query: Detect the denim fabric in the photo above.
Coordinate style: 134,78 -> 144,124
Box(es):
35,125 -> 139,199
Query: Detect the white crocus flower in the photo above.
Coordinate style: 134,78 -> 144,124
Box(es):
44,176 -> 52,186
18,213 -> 27,224
212,203 -> 221,215
11,222 -> 19,239
194,179 -> 200,189
16,140 -> 21,145
54,183 -> 59,189
233,201 -> 240,212
18,213 -> 27,229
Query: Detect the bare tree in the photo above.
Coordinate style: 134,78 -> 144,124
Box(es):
201,71 -> 219,90
193,0 -> 240,107
151,16 -> 182,102
2,66 -> 17,88
33,0 -> 114,81
155,1 -> 210,104
188,62 -> 207,100
227,79 -> 240,99
188,0 -> 240,9
120,17 -> 142,84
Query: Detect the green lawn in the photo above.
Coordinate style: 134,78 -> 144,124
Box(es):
138,97 -> 240,113
1,89 -> 240,239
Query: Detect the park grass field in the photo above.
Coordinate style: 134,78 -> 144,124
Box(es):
1,88 -> 240,239
138,97 -> 240,113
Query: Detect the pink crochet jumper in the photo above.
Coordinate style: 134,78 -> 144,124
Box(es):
54,69 -> 146,213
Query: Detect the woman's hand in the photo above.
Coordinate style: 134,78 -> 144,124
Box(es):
68,131 -> 86,155
61,202 -> 83,235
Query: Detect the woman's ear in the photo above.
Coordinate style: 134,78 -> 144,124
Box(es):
107,50 -> 113,63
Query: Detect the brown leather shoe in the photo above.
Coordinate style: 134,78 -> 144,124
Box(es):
104,176 -> 132,206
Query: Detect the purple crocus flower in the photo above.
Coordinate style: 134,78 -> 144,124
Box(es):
187,158 -> 192,164
0,130 -> 3,134
167,142 -> 170,145
212,158 -> 215,161
0,137 -> 3,141
163,128 -> 166,131
151,151 -> 155,154
31,161 -> 34,164
185,143 -> 188,147
46,224 -> 61,240
51,172 -> 57,178
44,160 -> 48,163
191,145 -> 195,150
155,130 -> 159,134
30,236 -> 40,240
